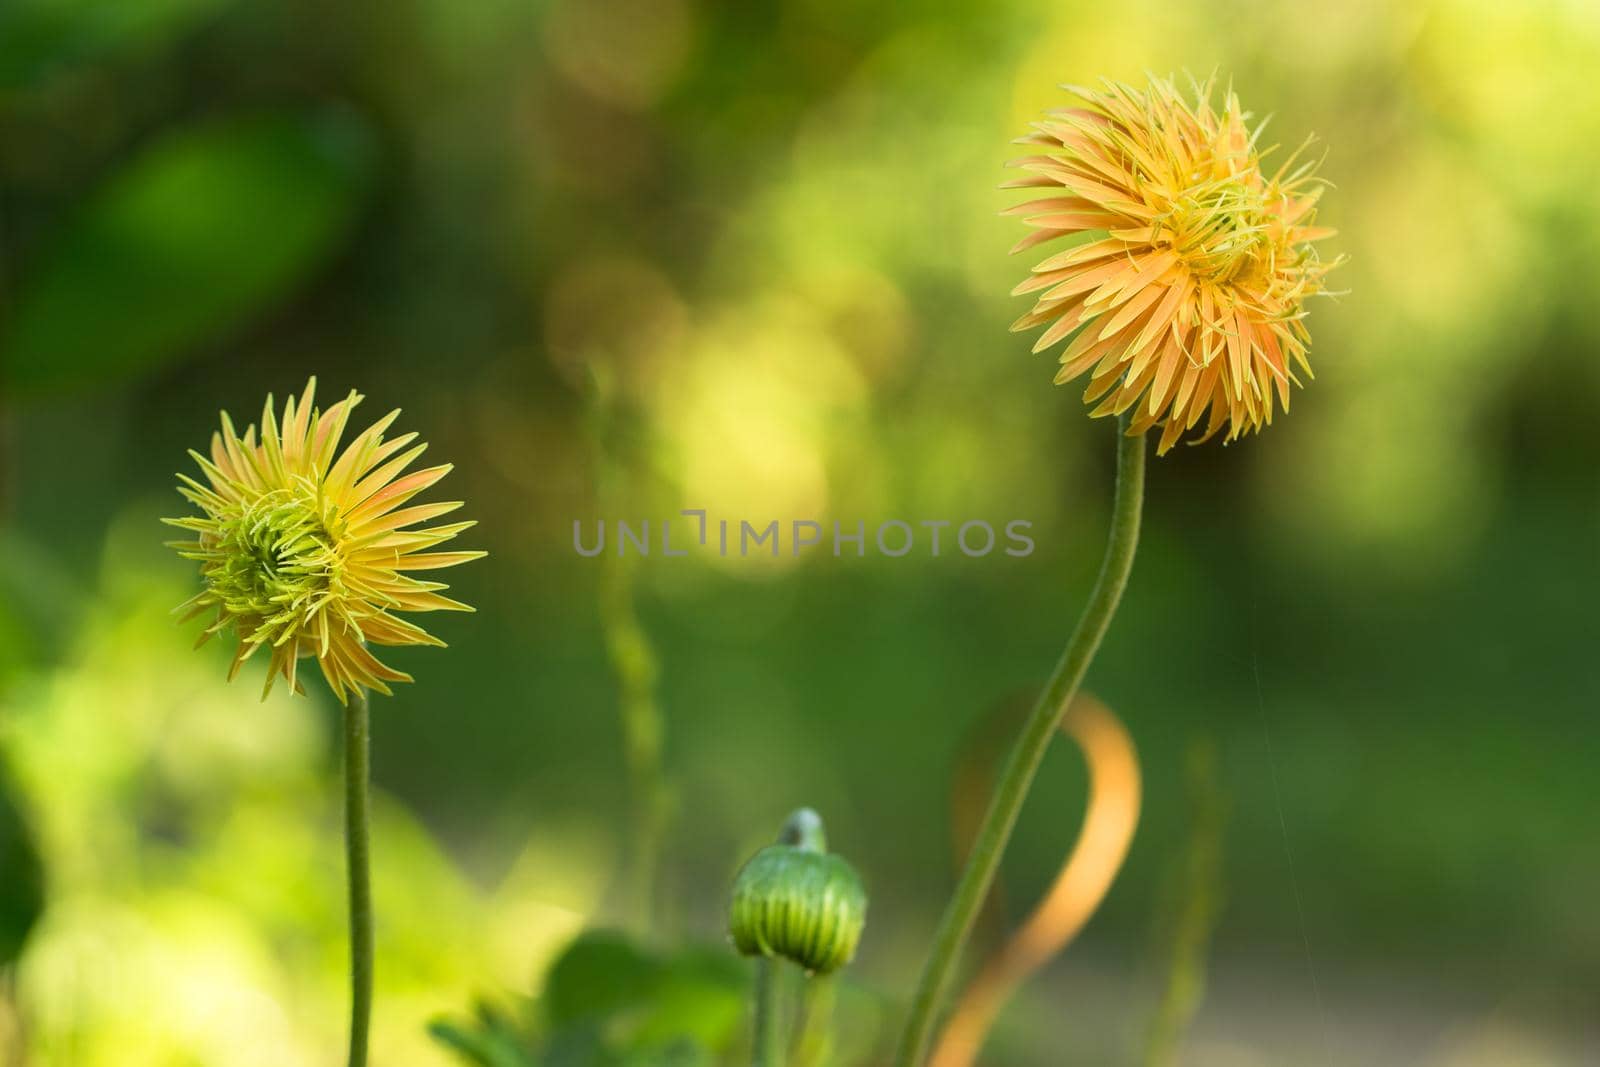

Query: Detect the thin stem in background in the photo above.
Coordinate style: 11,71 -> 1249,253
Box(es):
586,371 -> 673,933
893,417 -> 1147,1067
790,973 -> 836,1067
599,548 -> 670,931
1143,739 -> 1226,1067
344,688 -> 373,1067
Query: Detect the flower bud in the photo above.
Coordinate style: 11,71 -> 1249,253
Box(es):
729,837 -> 867,976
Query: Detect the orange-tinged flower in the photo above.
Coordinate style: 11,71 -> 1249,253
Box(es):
164,378 -> 483,702
1006,75 -> 1341,453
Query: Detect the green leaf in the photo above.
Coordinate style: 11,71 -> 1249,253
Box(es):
544,931 -> 663,1026
541,1026 -> 611,1067
430,934 -> 748,1066
0,109 -> 376,393
428,1019 -> 537,1067
627,950 -> 744,1052
545,934 -> 744,1058
615,1040 -> 709,1067
0,771 -> 44,966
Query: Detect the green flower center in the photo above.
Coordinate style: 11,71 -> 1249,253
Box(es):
204,487 -> 345,644
1162,175 -> 1272,285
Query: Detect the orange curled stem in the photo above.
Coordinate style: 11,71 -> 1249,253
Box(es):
930,693 -> 1141,1067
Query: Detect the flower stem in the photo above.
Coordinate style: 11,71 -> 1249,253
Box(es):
893,418 -> 1146,1067
344,688 -> 373,1067
752,958 -> 784,1067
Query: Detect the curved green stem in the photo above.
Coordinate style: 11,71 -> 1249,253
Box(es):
344,688 -> 373,1067
752,959 -> 784,1067
893,418 -> 1146,1067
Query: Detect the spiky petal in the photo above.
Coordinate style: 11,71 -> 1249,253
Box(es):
1006,74 -> 1343,453
164,378 -> 484,703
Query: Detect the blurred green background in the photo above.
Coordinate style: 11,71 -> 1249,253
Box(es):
1,0 -> 1597,1063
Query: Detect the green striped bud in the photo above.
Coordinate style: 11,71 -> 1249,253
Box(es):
729,811 -> 866,976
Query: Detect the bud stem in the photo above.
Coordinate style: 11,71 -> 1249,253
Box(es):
752,958 -> 784,1067
894,417 -> 1146,1067
748,807 -> 831,1067
344,688 -> 374,1067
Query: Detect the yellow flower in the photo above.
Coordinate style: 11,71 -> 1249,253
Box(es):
164,379 -> 483,702
1006,75 -> 1342,453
